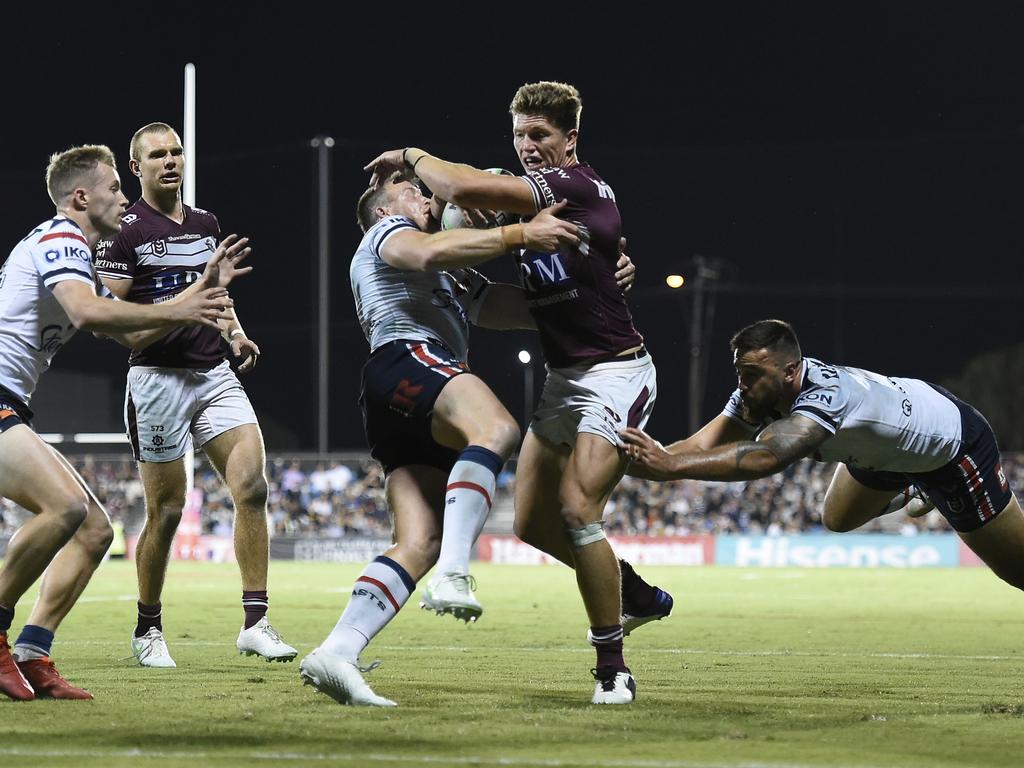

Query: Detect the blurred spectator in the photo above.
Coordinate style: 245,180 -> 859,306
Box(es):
4,454 -> 1023,540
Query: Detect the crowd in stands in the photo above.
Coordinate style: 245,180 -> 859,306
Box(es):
4,453 -> 1024,540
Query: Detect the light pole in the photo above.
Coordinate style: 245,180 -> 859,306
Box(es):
310,135 -> 334,453
688,255 -> 723,434
518,350 -> 534,432
668,256 -> 724,434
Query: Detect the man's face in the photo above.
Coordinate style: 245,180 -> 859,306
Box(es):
512,114 -> 577,172
381,180 -> 431,230
734,347 -> 794,420
132,130 -> 184,197
85,163 -> 130,237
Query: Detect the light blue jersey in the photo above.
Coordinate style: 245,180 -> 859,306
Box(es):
350,216 -> 487,359
723,357 -> 963,473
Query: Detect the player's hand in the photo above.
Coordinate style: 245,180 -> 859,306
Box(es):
615,238 -> 636,292
462,208 -> 498,228
174,287 -> 233,330
523,200 -> 580,251
202,234 -> 252,289
364,149 -> 408,188
230,335 -> 261,373
619,427 -> 677,480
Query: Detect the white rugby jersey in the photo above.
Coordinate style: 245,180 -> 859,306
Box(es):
723,357 -> 963,473
0,217 -> 103,401
350,216 -> 486,359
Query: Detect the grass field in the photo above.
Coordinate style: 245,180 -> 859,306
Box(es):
3,560 -> 1024,768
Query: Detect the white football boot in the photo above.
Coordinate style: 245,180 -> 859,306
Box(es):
299,647 -> 396,707
129,627 -> 177,668
236,617 -> 298,662
591,667 -> 637,705
419,572 -> 482,623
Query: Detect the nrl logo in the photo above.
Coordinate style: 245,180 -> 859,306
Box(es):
153,240 -> 167,257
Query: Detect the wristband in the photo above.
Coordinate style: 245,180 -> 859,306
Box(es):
229,329 -> 246,339
403,148 -> 427,173
500,224 -> 525,249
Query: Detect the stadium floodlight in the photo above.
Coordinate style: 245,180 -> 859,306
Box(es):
666,274 -> 685,288
517,350 -> 531,365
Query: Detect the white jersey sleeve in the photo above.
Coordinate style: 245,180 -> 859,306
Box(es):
31,224 -> 96,290
368,215 -> 418,258
0,217 -> 95,402
790,362 -> 849,435
350,216 -> 473,360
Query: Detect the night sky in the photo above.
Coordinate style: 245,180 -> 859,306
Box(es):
4,6 -> 1023,449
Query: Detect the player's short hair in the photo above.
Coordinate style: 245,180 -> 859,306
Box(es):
730,319 -> 802,363
45,145 -> 117,205
509,81 -> 582,135
130,122 -> 179,162
355,172 -> 406,233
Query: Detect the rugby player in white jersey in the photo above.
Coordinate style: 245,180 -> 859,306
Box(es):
0,145 -> 243,700
95,123 -> 296,668
620,319 -> 1024,592
299,173 -> 579,706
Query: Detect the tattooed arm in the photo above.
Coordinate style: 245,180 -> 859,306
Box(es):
619,414 -> 831,482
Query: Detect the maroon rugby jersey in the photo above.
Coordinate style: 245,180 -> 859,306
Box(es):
518,163 -> 644,367
95,199 -> 228,368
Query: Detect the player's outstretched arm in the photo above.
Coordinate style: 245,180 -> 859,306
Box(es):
620,413 -> 830,482
365,148 -> 538,215
380,201 -> 578,272
53,281 -> 233,336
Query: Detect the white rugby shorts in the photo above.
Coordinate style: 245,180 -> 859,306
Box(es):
529,352 -> 657,449
125,361 -> 258,462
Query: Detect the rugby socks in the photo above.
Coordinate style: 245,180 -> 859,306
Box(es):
242,590 -> 269,629
589,624 -> 627,671
0,605 -> 13,635
435,446 -> 503,576
321,556 -> 415,662
13,625 -> 53,662
135,601 -> 162,638
619,558 -> 657,611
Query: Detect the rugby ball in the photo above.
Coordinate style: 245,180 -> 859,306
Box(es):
440,168 -> 518,231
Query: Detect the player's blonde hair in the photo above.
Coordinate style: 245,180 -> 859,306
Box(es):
509,81 -> 583,135
130,122 -> 180,162
45,145 -> 117,205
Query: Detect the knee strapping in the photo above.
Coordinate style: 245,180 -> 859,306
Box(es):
567,521 -> 606,547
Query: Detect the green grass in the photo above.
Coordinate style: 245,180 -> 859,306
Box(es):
4,561 -> 1024,768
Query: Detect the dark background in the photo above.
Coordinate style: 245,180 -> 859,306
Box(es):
4,6 -> 1023,448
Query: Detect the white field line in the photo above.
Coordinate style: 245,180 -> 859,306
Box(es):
0,747 -> 888,768
53,638 -> 1016,661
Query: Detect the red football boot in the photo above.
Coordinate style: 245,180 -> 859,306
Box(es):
0,635 -> 35,701
16,657 -> 92,700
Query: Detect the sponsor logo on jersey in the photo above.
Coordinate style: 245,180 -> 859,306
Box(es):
529,171 -> 556,207
40,324 -> 66,355
798,392 -> 833,405
590,178 -> 616,201
520,252 -> 570,289
122,213 -> 139,225
95,258 -> 127,271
